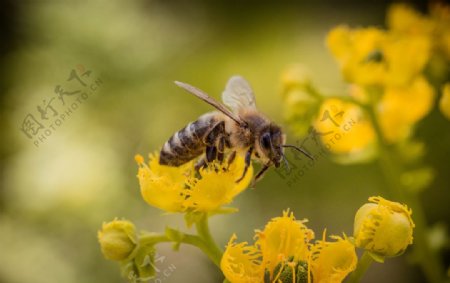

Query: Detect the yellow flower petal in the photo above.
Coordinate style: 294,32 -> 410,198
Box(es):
377,77 -> 435,143
354,196 -> 415,257
311,235 -> 357,283
185,155 -> 253,212
439,83 -> 450,120
256,210 -> 314,277
387,3 -> 434,35
136,153 -> 190,212
383,34 -> 431,86
221,234 -> 263,283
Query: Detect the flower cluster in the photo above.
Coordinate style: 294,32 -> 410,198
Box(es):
98,145 -> 415,283
221,197 -> 414,283
282,3 -> 450,159
279,4 -> 447,282
221,210 -> 357,283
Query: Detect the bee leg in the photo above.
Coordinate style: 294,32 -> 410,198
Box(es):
195,158 -> 207,171
250,164 -> 270,187
203,121 -> 225,164
226,151 -> 236,169
206,145 -> 217,163
217,136 -> 225,163
236,147 -> 253,183
204,121 -> 225,147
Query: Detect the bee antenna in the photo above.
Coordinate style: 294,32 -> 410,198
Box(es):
282,144 -> 314,160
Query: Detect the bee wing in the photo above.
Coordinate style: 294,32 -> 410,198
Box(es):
174,81 -> 246,126
222,76 -> 257,113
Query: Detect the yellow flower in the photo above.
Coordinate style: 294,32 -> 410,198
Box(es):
310,234 -> 357,283
98,219 -> 137,261
135,153 -> 252,213
377,76 -> 435,143
221,210 -> 314,283
327,24 -> 431,87
354,196 -> 415,258
388,3 -> 450,60
383,34 -> 431,86
327,26 -> 387,86
314,98 -> 376,160
387,3 -> 433,35
439,83 -> 450,120
220,234 -> 263,283
430,3 -> 450,59
256,211 -> 314,277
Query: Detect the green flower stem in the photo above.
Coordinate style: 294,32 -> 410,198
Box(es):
365,104 -> 445,283
348,251 -> 373,283
139,225 -> 222,268
195,213 -> 223,267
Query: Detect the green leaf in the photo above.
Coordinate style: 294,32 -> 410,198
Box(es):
184,211 -> 205,228
134,244 -> 157,280
165,226 -> 185,243
401,167 -> 434,193
209,207 -> 239,216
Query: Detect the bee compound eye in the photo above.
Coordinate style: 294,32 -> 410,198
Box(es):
261,133 -> 271,149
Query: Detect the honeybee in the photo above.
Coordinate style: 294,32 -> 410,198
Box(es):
159,76 -> 312,184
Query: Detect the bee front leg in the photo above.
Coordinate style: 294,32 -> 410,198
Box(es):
250,164 -> 270,187
236,147 -> 253,183
226,150 -> 236,169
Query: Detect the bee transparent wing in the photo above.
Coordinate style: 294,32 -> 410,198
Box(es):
222,76 -> 257,113
174,81 -> 246,126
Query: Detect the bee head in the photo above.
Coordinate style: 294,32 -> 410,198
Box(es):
255,123 -> 285,168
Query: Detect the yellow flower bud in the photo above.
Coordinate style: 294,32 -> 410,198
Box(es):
98,219 -> 137,261
354,196 -> 415,258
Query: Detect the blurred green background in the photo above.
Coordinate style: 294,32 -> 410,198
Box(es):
0,1 -> 449,282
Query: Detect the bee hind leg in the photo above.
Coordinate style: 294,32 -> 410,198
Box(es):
203,121 -> 226,164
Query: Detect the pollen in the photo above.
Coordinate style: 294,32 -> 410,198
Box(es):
134,154 -> 144,165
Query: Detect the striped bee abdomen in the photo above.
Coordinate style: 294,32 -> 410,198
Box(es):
159,113 -> 219,166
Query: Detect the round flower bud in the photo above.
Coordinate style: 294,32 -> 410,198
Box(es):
354,196 -> 415,258
98,219 -> 138,261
